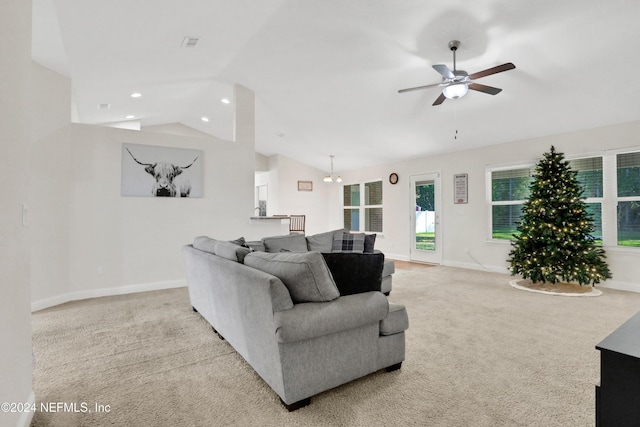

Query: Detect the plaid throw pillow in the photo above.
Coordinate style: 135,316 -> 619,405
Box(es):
331,232 -> 365,253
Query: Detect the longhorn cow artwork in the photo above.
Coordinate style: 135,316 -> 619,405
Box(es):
121,143 -> 203,197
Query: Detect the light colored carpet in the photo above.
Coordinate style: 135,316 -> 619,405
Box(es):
30,266 -> 640,427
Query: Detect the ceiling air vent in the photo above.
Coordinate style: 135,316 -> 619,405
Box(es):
181,36 -> 200,48
98,103 -> 110,110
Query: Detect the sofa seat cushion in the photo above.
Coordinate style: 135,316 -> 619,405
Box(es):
244,251 -> 340,303
262,234 -> 309,253
382,259 -> 395,277
380,303 -> 409,336
274,291 -> 389,343
321,252 -> 384,296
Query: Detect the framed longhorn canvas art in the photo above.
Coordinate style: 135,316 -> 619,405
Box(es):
121,143 -> 204,198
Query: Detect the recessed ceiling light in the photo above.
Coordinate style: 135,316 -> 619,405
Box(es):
201,116 -> 210,122
126,115 -> 135,119
220,98 -> 230,104
130,92 -> 142,98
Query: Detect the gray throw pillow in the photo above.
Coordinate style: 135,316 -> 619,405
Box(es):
331,232 -> 365,253
262,234 -> 308,253
244,251 -> 340,303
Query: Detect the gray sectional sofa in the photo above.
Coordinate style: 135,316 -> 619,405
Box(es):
182,229 -> 408,410
246,229 -> 395,294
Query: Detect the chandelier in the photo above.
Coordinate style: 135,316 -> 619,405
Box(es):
323,155 -> 342,183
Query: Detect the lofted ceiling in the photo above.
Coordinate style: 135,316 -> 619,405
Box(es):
32,0 -> 640,173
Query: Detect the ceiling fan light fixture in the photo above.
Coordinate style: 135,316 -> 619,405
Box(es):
443,83 -> 468,99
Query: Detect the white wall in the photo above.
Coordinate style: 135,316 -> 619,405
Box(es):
31,84 -> 257,309
330,120 -> 640,291
29,63 -> 72,305
263,154 -> 332,236
0,1 -> 35,426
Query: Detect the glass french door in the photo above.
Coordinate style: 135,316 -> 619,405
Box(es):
410,173 -> 442,264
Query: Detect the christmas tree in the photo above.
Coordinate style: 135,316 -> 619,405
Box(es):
508,146 -> 611,285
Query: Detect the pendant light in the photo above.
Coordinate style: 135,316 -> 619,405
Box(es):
323,155 -> 342,183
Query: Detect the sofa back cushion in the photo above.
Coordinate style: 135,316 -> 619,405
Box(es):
244,251 -> 340,303
215,241 -> 251,263
192,236 -> 250,263
262,234 -> 308,253
306,228 -> 348,252
321,252 -> 384,296
193,236 -> 218,254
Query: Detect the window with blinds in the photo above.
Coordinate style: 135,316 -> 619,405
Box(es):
490,167 -> 533,240
569,157 -> 603,198
570,157 -> 603,242
617,152 -> 640,247
364,181 -> 383,232
342,180 -> 383,233
489,157 -> 603,242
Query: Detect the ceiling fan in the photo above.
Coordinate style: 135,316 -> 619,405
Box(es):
398,40 -> 515,106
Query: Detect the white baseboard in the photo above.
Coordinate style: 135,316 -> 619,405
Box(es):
385,253 -> 409,262
16,391 -> 35,427
32,280 -> 185,312
597,280 -> 640,293
443,261 -> 640,293
442,259 -> 511,274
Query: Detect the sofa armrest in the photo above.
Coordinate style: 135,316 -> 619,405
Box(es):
273,291 -> 389,343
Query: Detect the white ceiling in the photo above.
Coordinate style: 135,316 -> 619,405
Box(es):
32,0 -> 640,172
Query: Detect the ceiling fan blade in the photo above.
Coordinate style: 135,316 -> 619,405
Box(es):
432,92 -> 446,106
468,83 -> 502,95
432,64 -> 454,79
397,82 -> 441,94
468,62 -> 515,80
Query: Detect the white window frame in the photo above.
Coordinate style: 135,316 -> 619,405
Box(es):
614,150 -> 640,248
487,148 -> 640,250
485,164 -> 534,242
342,180 -> 383,233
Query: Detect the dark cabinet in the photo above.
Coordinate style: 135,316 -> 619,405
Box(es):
596,310 -> 640,426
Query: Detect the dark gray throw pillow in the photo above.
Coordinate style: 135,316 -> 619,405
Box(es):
321,252 -> 384,296
364,233 -> 376,253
